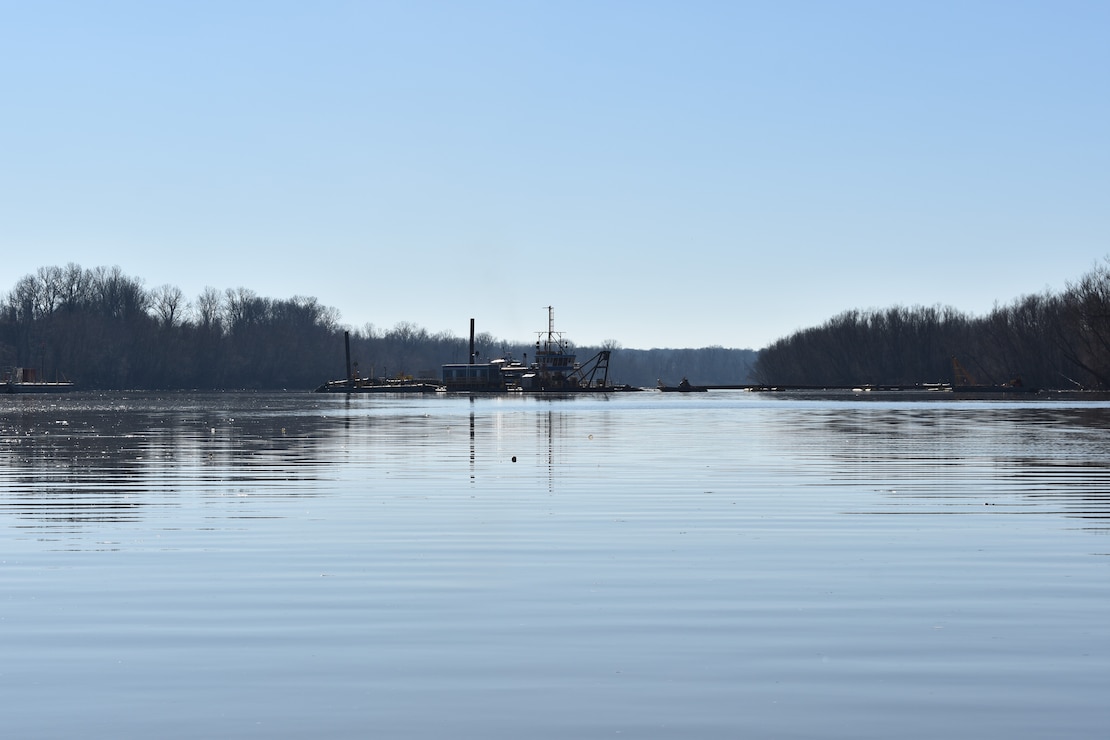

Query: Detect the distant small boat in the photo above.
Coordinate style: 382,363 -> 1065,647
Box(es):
658,377 -> 707,393
2,367 -> 75,394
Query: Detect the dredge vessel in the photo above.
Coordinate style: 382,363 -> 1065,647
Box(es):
442,307 -> 633,393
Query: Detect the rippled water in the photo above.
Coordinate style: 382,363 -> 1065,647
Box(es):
2,391 -> 1109,739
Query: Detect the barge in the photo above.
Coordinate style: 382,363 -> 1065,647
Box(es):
657,377 -> 707,392
2,367 -> 75,394
313,332 -> 439,393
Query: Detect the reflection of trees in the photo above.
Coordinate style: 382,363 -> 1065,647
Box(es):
4,395 -> 580,534
0,399 -> 351,532
796,406 -> 1110,523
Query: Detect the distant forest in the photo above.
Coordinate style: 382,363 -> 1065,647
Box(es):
754,258 -> 1110,390
0,264 -> 756,390
8,261 -> 1110,392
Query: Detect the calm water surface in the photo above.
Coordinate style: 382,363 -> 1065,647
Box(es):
2,391 -> 1109,739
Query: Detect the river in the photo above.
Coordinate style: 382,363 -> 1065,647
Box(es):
2,391 -> 1108,739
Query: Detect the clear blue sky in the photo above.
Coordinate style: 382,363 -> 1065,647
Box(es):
3,1 -> 1107,349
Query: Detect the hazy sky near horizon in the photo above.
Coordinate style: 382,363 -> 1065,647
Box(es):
3,1 -> 1108,349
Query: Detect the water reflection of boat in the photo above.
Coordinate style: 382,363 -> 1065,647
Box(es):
657,377 -> 707,393
2,367 -> 75,393
442,307 -> 637,393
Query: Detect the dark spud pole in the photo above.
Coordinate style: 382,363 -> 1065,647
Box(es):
344,331 -> 352,382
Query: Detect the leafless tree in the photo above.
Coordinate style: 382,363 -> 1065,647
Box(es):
195,286 -> 223,330
150,284 -> 186,328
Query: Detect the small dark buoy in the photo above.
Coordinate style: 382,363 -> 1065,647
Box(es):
511,456 -> 517,463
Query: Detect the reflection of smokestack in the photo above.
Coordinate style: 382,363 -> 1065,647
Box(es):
344,331 -> 352,380
469,319 -> 475,364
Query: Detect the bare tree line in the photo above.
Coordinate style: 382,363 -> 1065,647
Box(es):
0,264 -> 757,389
0,264 -> 342,389
754,259 -> 1110,390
